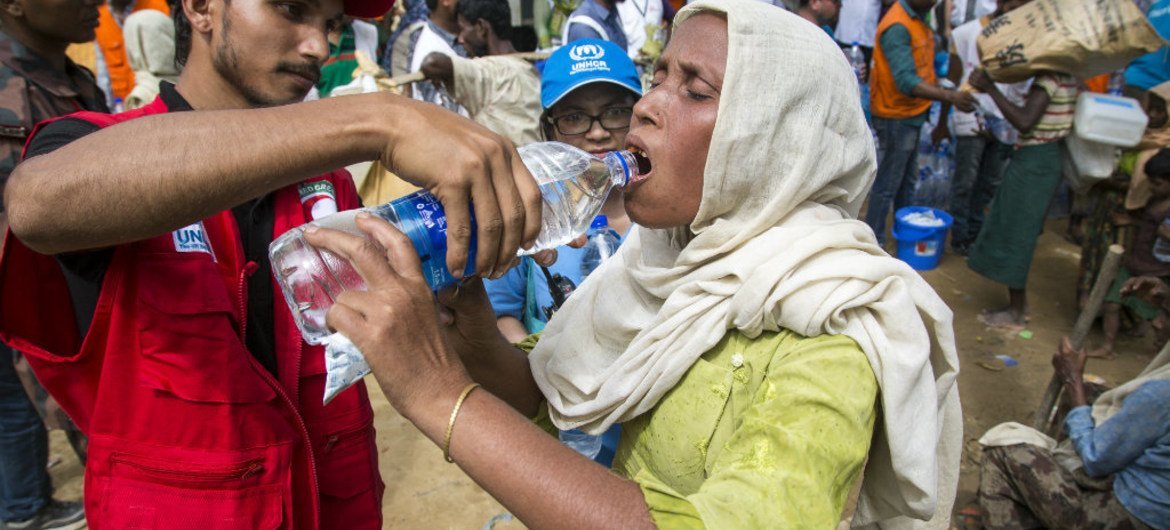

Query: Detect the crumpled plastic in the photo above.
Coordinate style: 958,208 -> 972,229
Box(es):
322,332 -> 371,405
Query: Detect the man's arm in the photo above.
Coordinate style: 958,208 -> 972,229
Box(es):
5,92 -> 540,278
969,68 -> 1048,134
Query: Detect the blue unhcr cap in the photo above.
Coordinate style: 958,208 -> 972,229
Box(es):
541,39 -> 642,109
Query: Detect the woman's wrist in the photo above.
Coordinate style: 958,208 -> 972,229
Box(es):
398,370 -> 479,443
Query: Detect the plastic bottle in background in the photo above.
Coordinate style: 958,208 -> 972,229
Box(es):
847,42 -> 872,123
1154,218 -> 1170,263
270,141 -> 646,345
915,131 -> 935,204
579,215 -> 622,282
847,42 -> 866,85
1107,70 -> 1125,96
112,97 -> 124,113
930,142 -> 952,209
559,429 -> 603,460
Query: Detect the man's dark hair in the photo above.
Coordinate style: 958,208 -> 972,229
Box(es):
425,0 -> 439,13
172,1 -> 192,67
1147,148 -> 1170,180
457,0 -> 511,39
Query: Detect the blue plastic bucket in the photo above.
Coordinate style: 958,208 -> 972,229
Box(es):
891,206 -> 953,271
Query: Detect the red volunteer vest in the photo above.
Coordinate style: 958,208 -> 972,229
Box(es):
0,96 -> 383,529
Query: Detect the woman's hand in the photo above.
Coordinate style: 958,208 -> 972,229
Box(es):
436,279 -> 513,357
304,214 -> 472,417
435,278 -> 546,416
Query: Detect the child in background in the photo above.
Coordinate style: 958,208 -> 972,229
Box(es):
1091,149 -> 1170,359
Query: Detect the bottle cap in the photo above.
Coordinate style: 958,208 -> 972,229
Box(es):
590,215 -> 608,229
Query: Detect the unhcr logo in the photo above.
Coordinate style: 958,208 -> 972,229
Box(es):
172,221 -> 215,257
569,43 -> 605,61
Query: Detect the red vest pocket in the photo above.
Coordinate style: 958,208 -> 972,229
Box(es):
314,422 -> 383,530
90,439 -> 293,530
135,254 -> 275,404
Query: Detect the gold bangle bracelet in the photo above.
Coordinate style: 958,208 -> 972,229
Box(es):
443,382 -> 481,463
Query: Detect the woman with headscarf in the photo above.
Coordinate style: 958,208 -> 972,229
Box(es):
122,9 -> 179,111
307,0 -> 961,527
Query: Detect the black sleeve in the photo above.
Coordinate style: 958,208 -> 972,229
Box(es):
23,117 -> 101,159
22,117 -> 112,336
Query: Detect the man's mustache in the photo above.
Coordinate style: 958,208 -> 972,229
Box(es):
278,62 -> 322,85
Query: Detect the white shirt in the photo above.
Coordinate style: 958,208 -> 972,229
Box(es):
950,0 -> 996,28
409,24 -> 469,117
950,18 -> 1031,142
351,19 -> 379,63
615,0 -> 664,58
834,0 -> 881,48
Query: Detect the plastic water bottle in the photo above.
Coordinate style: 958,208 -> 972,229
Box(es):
847,42 -> 866,85
579,215 -> 621,282
930,143 -> 952,209
270,142 -> 645,345
559,429 -> 602,460
112,97 -> 124,113
1154,218 -> 1170,263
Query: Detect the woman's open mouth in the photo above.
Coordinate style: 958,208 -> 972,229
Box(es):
624,145 -> 653,189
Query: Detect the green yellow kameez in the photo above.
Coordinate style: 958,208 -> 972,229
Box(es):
529,330 -> 878,528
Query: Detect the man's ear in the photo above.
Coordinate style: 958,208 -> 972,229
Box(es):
183,0 -> 216,34
0,0 -> 24,18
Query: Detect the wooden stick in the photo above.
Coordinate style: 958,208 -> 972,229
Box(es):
1031,244 -> 1124,432
385,51 -> 553,88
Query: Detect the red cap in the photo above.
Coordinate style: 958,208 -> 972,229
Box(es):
344,0 -> 395,18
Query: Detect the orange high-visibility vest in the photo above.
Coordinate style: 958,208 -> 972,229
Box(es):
95,0 -> 170,100
870,1 -> 936,119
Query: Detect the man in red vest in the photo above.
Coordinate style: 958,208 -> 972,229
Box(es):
0,0 -> 542,528
863,0 -> 976,245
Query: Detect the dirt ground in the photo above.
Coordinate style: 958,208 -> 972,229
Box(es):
45,219 -> 1157,529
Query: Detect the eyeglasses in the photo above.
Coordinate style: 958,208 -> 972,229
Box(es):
547,107 -> 634,136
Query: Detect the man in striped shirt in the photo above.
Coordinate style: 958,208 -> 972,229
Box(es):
965,68 -> 1079,329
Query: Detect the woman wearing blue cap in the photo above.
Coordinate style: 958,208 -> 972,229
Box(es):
484,38 -> 643,344
308,0 -> 961,527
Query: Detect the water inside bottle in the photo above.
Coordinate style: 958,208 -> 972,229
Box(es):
269,210 -> 371,344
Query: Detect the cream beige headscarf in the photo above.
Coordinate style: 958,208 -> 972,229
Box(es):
528,0 -> 961,527
123,10 -> 180,110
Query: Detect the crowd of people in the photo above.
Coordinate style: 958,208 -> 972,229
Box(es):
0,0 -> 1167,529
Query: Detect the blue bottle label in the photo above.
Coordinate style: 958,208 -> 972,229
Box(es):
387,192 -> 477,290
